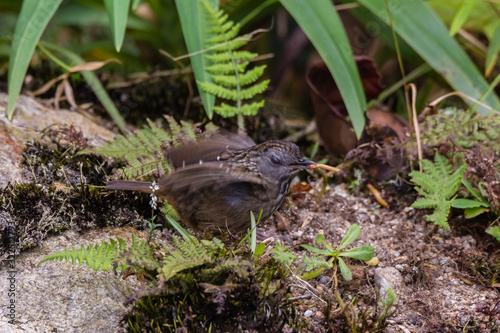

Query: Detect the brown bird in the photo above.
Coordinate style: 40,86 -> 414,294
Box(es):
106,136 -> 315,233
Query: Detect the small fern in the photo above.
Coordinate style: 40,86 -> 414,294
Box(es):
158,236 -> 223,283
198,0 -> 270,130
410,154 -> 466,230
38,236 -> 129,271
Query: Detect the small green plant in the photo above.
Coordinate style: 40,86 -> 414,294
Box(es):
451,179 -> 491,218
198,0 -> 270,130
301,224 -> 374,281
271,241 -> 298,266
410,154 -> 467,230
420,108 -> 500,153
486,225 -> 500,241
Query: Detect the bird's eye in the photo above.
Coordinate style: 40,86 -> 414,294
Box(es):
271,155 -> 281,165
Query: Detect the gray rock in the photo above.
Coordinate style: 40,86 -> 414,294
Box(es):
0,227 -> 143,332
374,266 -> 403,300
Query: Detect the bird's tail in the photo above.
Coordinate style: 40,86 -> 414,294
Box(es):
105,180 -> 154,193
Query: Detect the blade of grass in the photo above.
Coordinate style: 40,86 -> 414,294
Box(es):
367,63 -> 432,108
175,0 -> 217,119
280,0 -> 366,138
165,215 -> 193,243
485,25 -> 500,77
249,211 -> 257,253
40,41 -> 128,133
104,0 -> 131,52
358,0 -> 500,114
7,0 -> 63,119
132,0 -> 142,10
449,0 -> 476,36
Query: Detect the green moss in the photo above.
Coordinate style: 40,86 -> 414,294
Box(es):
0,141 -> 163,253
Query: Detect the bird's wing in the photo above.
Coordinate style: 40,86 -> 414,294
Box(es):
159,161 -> 271,195
167,134 -> 255,168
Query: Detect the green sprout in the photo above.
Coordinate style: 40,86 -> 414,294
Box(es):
302,224 -> 374,281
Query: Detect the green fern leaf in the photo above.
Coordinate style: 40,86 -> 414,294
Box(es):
158,236 -> 216,283
426,201 -> 451,230
38,237 -> 128,271
410,154 -> 466,230
114,234 -> 161,272
205,50 -> 257,63
212,65 -> 266,87
411,197 -> 438,209
241,100 -> 265,116
239,80 -> 270,98
206,62 -> 248,74
199,0 -> 269,127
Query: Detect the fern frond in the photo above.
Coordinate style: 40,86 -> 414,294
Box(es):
210,38 -> 250,53
201,80 -> 269,100
410,154 -> 466,230
426,201 -> 451,230
199,0 -> 269,124
206,62 -> 248,74
180,120 -> 196,140
213,101 -> 265,118
114,234 -> 161,272
212,65 -> 267,87
208,24 -> 240,43
38,237 -> 128,271
239,80 -> 269,98
407,171 -> 438,194
433,154 -> 453,179
123,154 -> 167,179
147,118 -> 172,143
241,100 -> 265,116
411,197 -> 438,209
158,236 -> 217,283
165,115 -> 181,140
205,50 -> 258,63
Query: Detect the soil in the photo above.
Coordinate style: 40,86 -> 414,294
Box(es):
270,183 -> 500,332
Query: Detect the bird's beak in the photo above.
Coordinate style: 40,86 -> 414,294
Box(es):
296,158 -> 316,168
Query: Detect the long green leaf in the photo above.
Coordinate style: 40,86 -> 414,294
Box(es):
337,224 -> 360,250
280,0 -> 366,138
40,42 -> 128,134
165,214 -> 194,243
301,244 -> 333,256
358,0 -> 500,114
485,25 -> 500,77
486,226 -> 500,241
339,245 -> 374,261
301,267 -> 326,280
104,0 -> 131,52
7,0 -> 63,119
132,0 -> 142,10
338,257 -> 352,281
451,198 -> 489,209
175,0 -> 217,119
449,0 -> 476,36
